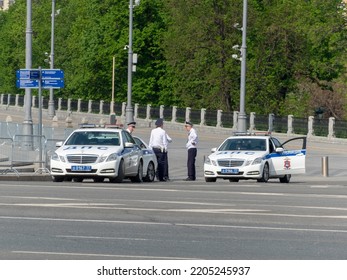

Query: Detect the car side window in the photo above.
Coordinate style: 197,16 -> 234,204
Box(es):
271,137 -> 282,148
269,137 -> 282,153
268,139 -> 275,153
122,131 -> 136,145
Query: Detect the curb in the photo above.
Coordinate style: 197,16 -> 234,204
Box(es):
0,174 -> 52,181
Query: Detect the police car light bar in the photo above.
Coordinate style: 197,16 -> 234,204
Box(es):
79,123 -> 98,128
105,124 -> 123,129
232,131 -> 271,136
79,123 -> 123,129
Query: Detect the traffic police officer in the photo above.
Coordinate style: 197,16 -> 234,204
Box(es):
126,121 -> 136,134
185,121 -> 198,181
149,118 -> 169,181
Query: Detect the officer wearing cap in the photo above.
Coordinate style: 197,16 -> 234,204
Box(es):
126,121 -> 136,134
149,118 -> 169,181
185,121 -> 198,181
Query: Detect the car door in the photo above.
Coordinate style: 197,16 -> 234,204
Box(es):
122,131 -> 141,174
267,137 -> 306,176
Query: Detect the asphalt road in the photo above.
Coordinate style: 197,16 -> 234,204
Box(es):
1,178 -> 347,260
1,112 -> 347,260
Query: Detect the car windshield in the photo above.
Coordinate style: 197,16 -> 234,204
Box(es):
65,131 -> 121,146
219,138 -> 266,151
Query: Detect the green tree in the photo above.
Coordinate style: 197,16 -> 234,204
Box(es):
163,0 -> 242,111
247,0 -> 347,116
0,1 -> 26,94
1,0 -> 347,119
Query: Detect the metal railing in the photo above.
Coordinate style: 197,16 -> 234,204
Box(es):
1,93 -> 347,139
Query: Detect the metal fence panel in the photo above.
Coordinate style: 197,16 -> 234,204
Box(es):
0,137 -> 14,171
12,135 -> 46,168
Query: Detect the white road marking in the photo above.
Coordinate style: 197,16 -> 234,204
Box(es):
2,215 -> 347,234
11,250 -> 195,260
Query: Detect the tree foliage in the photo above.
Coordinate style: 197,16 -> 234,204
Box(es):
0,0 -> 347,118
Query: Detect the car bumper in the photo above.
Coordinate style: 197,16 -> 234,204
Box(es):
203,163 -> 263,179
50,160 -> 119,177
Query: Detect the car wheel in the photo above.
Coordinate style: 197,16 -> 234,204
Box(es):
143,161 -> 155,182
257,163 -> 269,183
229,178 -> 239,182
52,176 -> 64,182
111,160 -> 125,183
131,161 -> 143,183
279,174 -> 291,183
205,177 -> 217,182
93,177 -> 104,183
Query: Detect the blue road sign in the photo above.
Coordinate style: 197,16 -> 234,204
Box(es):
16,79 -> 39,88
42,79 -> 64,88
16,69 -> 42,79
16,70 -> 31,79
30,70 -> 41,79
16,68 -> 65,88
41,69 -> 64,79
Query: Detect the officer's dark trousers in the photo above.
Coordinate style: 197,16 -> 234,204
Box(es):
187,148 -> 197,180
163,152 -> 169,180
153,148 -> 167,181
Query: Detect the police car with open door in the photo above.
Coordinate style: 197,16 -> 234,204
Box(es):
204,133 -> 306,183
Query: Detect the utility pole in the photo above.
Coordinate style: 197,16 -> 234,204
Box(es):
238,0 -> 248,133
48,0 -> 56,118
23,0 -> 33,149
110,56 -> 116,124
125,0 -> 134,124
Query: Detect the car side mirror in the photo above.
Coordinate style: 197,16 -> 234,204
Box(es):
211,147 -> 217,153
275,147 -> 284,153
56,141 -> 63,148
124,142 -> 134,148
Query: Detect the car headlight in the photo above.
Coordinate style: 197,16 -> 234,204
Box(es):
51,153 -> 65,162
51,153 -> 59,161
99,155 -> 107,162
252,157 -> 263,165
106,153 -> 118,162
205,157 -> 217,166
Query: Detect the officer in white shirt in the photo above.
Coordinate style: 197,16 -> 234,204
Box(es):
185,121 -> 198,181
164,133 -> 172,181
126,121 -> 136,134
149,118 -> 169,181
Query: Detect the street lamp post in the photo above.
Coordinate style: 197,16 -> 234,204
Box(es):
125,0 -> 140,124
237,0 -> 248,133
110,56 -> 116,124
48,0 -> 56,119
23,0 -> 33,148
125,0 -> 135,124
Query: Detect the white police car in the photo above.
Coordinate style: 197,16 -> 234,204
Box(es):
50,125 -> 144,183
204,133 -> 306,183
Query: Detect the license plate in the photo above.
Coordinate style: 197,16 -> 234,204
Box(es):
221,168 -> 239,174
71,165 -> 92,172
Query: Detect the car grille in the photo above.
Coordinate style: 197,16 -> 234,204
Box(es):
218,159 -> 244,167
67,155 -> 98,164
